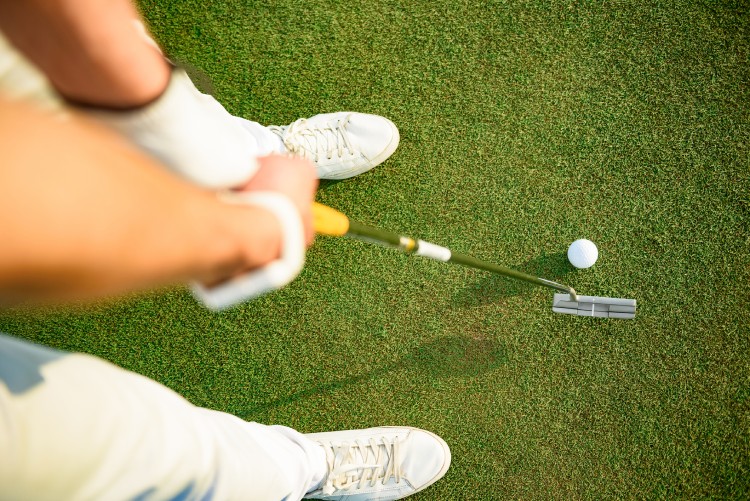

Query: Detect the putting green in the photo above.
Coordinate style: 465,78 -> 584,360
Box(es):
1,1 -> 748,498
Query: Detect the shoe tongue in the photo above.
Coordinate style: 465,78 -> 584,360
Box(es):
320,439 -> 402,495
355,441 -> 395,478
340,441 -> 371,467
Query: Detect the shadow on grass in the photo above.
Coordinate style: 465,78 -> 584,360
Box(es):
452,252 -> 572,307
317,179 -> 341,191
246,334 -> 507,414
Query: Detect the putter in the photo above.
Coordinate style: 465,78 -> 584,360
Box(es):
312,203 -> 636,319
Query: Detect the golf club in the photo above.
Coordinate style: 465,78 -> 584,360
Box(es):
312,203 -> 636,319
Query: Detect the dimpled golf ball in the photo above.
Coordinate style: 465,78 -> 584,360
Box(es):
568,239 -> 598,269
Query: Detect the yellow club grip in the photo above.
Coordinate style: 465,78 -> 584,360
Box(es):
312,202 -> 350,236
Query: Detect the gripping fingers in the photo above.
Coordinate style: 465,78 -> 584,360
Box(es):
192,192 -> 305,310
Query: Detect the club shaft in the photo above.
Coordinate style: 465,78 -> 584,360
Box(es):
447,252 -> 576,296
346,221 -> 577,298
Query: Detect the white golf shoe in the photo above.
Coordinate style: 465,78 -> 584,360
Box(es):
304,426 -> 451,500
269,112 -> 399,180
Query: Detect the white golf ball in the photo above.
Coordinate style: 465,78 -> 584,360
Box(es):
568,239 -> 598,269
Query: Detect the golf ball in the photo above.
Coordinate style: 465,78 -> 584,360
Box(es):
568,239 -> 598,269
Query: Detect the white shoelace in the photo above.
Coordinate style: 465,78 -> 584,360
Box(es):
320,436 -> 402,495
269,116 -> 356,162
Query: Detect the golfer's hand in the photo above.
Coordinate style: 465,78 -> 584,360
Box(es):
0,100 -> 315,303
237,155 -> 318,246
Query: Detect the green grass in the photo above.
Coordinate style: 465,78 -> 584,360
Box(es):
2,0 -> 749,498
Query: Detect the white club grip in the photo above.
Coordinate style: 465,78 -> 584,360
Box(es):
191,192 -> 305,310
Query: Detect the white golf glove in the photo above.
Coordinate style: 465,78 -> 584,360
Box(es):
192,191 -> 307,310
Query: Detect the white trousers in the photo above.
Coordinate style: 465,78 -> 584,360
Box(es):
0,334 -> 326,500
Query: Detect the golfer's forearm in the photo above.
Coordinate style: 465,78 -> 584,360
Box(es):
0,100 -> 280,304
0,0 -> 169,108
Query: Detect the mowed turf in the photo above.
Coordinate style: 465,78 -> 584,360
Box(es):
1,1 -> 748,498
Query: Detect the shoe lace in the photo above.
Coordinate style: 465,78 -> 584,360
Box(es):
320,436 -> 402,495
269,116 -> 356,162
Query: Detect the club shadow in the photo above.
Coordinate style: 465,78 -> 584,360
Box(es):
245,334 -> 508,414
452,251 -> 572,307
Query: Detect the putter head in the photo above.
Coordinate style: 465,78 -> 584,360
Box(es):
553,294 -> 636,319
